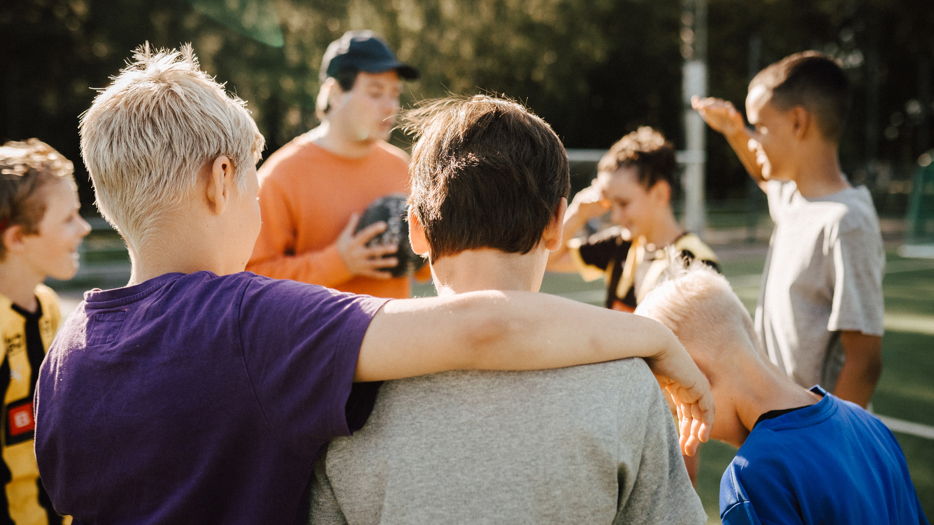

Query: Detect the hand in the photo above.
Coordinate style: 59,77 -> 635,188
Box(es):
648,340 -> 714,457
336,213 -> 399,279
569,179 -> 610,220
692,95 -> 746,137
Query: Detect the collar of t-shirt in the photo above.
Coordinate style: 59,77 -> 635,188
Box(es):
753,387 -> 827,429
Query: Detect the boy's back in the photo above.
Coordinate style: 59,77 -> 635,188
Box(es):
313,359 -> 704,524
310,95 -> 705,524
37,272 -> 385,523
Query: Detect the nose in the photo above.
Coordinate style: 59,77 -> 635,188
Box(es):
79,216 -> 92,238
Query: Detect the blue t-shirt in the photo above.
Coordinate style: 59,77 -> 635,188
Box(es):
720,386 -> 929,525
35,272 -> 387,524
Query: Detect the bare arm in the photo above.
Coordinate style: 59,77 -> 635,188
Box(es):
547,181 -> 609,273
355,291 -> 713,455
691,96 -> 767,192
833,331 -> 883,407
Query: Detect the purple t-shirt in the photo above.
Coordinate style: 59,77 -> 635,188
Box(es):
35,272 -> 387,524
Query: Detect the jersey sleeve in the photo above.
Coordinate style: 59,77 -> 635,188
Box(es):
237,277 -> 388,455
570,227 -> 627,282
719,465 -> 765,525
828,227 -> 885,336
247,175 -> 354,287
613,361 -> 706,525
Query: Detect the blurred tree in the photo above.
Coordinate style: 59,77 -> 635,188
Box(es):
1,0 -> 931,211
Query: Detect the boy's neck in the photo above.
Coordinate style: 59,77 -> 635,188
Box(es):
309,122 -> 377,159
643,208 -> 684,248
0,259 -> 42,311
788,142 -> 851,198
430,248 -> 546,296
730,353 -> 822,444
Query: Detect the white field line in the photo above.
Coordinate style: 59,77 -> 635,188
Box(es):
875,416 -> 934,441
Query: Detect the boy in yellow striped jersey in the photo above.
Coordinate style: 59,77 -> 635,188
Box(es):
0,139 -> 90,525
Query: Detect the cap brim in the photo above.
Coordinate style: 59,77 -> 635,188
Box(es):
360,60 -> 420,80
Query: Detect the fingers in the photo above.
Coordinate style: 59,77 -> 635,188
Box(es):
352,221 -> 389,246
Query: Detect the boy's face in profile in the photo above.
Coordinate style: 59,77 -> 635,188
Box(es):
597,166 -> 664,241
745,85 -> 796,182
20,179 -> 91,280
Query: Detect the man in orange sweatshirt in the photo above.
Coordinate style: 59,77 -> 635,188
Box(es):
248,30 -> 419,298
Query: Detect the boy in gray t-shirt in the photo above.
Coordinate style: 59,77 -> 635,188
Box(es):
310,95 -> 706,524
694,51 -> 884,407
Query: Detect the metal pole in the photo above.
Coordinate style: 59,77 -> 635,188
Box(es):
681,0 -> 708,236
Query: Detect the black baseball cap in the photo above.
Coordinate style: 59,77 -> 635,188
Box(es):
320,30 -> 419,82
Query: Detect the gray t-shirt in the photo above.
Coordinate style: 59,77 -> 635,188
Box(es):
309,359 -> 705,524
756,180 -> 885,391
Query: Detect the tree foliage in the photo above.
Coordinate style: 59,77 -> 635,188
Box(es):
1,0 -> 932,208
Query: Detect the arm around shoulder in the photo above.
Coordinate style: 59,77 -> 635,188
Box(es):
355,291 -> 713,454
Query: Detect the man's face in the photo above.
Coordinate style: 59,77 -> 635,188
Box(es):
598,166 -> 658,241
745,85 -> 796,181
21,179 -> 92,281
331,70 -> 402,144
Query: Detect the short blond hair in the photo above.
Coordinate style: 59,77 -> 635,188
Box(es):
80,43 -> 264,249
636,258 -> 763,366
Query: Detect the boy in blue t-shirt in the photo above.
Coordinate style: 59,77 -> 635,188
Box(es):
637,263 -> 928,525
33,44 -> 712,524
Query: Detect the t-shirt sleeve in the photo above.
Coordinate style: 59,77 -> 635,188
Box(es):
570,227 -> 627,282
613,362 -> 706,525
719,465 -> 765,525
237,277 -> 389,454
828,227 -> 885,336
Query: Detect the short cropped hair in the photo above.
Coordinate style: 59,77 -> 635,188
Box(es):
597,127 -> 677,190
0,139 -> 76,260
405,95 -> 570,260
80,43 -> 264,250
749,51 -> 850,142
636,258 -> 763,365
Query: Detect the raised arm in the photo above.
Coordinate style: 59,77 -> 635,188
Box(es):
692,96 -> 767,192
547,180 -> 609,272
355,290 -> 713,455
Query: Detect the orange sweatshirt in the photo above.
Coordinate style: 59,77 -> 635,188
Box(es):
247,136 -> 413,298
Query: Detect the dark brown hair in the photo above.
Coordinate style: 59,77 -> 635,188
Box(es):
0,139 -> 76,259
405,95 -> 570,260
598,126 -> 677,190
749,51 -> 851,142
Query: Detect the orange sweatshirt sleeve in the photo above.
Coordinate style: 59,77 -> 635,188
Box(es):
246,176 -> 354,287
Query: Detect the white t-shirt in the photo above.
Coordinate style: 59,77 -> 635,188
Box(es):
756,180 -> 885,391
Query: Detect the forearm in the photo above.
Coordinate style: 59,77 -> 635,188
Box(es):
833,332 -> 883,407
247,243 -> 352,287
357,291 -> 680,379
547,204 -> 591,272
723,127 -> 765,186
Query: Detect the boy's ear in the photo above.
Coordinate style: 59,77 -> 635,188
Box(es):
1,224 -> 27,255
543,197 -> 568,251
791,106 -> 811,140
649,180 -> 672,205
407,209 -> 431,256
204,155 -> 233,215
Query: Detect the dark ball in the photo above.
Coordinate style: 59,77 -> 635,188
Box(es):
355,193 -> 427,278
